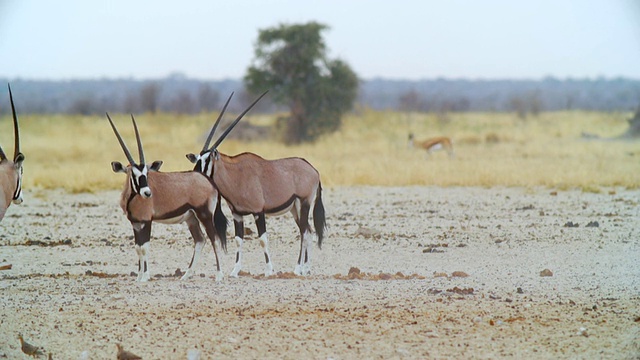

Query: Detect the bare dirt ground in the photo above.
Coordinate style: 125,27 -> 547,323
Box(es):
1,186 -> 639,359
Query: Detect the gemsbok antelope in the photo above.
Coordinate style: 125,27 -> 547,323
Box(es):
0,84 -> 25,222
186,91 -> 326,277
408,133 -> 455,158
106,113 -> 228,282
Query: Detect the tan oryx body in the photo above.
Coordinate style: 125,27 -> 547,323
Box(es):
0,84 -> 25,222
187,91 -> 326,277
408,133 -> 454,158
107,114 -> 227,282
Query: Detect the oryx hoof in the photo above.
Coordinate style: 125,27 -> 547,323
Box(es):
230,266 -> 241,278
180,270 -> 192,281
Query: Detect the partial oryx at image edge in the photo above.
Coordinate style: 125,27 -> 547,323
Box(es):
186,91 -> 326,277
106,113 -> 228,282
0,84 -> 25,222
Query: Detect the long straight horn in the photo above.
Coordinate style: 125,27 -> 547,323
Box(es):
8,83 -> 20,159
130,114 -> 145,165
106,113 -> 136,165
210,90 -> 268,150
202,92 -> 234,152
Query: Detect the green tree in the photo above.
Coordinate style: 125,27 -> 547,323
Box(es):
244,22 -> 358,144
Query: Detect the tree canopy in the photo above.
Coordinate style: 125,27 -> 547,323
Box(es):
244,22 -> 359,144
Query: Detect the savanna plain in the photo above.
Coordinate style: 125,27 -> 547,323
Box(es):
1,110 -> 639,359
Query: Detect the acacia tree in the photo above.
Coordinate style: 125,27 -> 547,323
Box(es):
244,22 -> 358,144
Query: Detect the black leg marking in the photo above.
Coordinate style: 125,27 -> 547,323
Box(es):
234,218 -> 244,239
297,203 -> 311,265
133,221 -> 152,246
256,213 -> 267,237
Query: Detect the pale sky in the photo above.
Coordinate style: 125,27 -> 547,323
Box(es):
1,0 -> 639,81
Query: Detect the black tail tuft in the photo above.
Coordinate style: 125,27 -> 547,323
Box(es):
213,196 -> 228,253
313,183 -> 326,249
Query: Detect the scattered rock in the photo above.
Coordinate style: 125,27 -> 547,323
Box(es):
451,271 -> 469,278
447,287 -> 474,295
585,221 -> 600,228
563,221 -> 579,228
516,204 -> 535,211
540,269 -> 553,277
576,327 -> 589,337
355,226 -> 381,239
516,287 -> 524,294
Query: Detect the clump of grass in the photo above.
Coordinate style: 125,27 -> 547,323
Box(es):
1,110 -> 638,193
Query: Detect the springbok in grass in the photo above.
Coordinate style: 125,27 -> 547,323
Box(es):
0,84 -> 25,222
186,91 -> 326,277
408,133 -> 455,158
106,113 -> 228,282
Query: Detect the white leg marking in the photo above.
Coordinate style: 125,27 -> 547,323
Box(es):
260,233 -> 274,276
230,236 -> 244,278
135,245 -> 144,282
301,230 -> 313,276
181,241 -> 205,280
138,242 -> 151,282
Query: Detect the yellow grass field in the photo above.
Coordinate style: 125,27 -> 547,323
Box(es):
1,110 -> 638,193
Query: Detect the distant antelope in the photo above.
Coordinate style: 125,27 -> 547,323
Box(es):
0,84 -> 25,222
408,133 -> 454,158
186,91 -> 326,277
107,114 -> 227,282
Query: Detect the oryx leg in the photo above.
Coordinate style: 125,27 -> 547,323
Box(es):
132,221 -> 152,282
294,201 -> 313,276
181,214 -> 206,281
230,213 -> 245,278
197,211 -> 224,282
255,213 -> 274,276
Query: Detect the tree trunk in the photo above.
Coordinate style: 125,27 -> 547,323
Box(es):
285,99 -> 306,144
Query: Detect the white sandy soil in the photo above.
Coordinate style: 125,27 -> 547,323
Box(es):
1,186 -> 639,359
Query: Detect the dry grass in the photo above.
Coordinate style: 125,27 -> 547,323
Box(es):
1,110 -> 638,193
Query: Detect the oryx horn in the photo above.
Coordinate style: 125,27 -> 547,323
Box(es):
106,113 -> 136,165
209,90 -> 269,150
8,84 -> 20,159
131,114 -> 145,165
202,92 -> 234,152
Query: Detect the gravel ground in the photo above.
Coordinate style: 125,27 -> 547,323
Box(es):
1,186 -> 639,359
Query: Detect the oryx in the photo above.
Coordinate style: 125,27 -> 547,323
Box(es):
186,92 -> 326,277
0,84 -> 25,222
107,113 -> 228,282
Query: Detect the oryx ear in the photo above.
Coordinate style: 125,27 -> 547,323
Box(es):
149,160 -> 163,171
111,161 -> 127,173
13,152 -> 24,168
186,153 -> 198,163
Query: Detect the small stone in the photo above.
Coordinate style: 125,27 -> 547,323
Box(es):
540,269 -> 553,277
451,271 -> 469,278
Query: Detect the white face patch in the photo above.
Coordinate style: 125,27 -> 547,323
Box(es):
198,152 -> 214,178
130,166 -> 151,198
